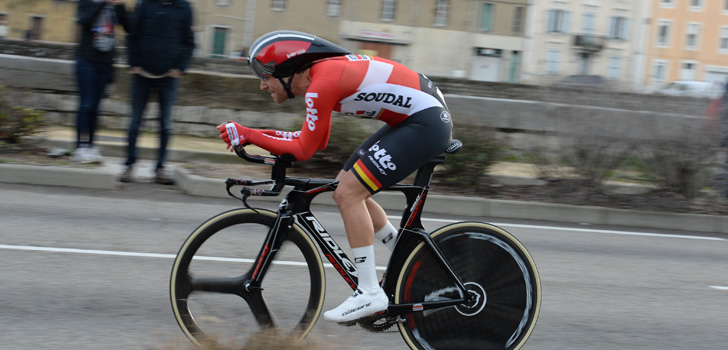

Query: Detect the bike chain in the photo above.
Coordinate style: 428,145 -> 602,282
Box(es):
356,314 -> 402,333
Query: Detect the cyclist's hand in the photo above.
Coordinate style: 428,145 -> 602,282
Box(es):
217,121 -> 248,152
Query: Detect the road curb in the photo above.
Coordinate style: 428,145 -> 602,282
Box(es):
0,163 -> 120,190
170,168 -> 728,235
2,146 -> 727,235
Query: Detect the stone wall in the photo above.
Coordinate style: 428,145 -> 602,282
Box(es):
0,38 -> 711,113
0,41 -> 715,155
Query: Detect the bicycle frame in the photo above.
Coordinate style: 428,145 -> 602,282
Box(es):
229,149 -> 474,318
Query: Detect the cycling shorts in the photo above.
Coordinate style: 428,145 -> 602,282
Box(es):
343,106 -> 453,194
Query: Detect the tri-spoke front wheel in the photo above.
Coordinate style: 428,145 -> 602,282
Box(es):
170,209 -> 325,348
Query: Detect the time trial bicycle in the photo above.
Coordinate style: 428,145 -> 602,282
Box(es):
170,140 -> 541,349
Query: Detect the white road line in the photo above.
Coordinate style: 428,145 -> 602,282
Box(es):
399,216 -> 727,241
0,244 -> 382,270
709,286 -> 728,291
1,217 -> 723,273
0,245 -> 177,259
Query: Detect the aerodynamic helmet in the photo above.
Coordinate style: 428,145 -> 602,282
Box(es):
248,30 -> 351,80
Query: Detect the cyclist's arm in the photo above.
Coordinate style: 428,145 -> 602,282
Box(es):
243,79 -> 337,161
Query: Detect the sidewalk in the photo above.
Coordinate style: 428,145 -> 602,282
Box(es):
2,126 -> 728,235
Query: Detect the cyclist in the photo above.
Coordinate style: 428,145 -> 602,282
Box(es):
218,30 -> 452,323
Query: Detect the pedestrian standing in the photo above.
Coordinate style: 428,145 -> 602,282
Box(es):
120,0 -> 195,184
73,0 -> 130,163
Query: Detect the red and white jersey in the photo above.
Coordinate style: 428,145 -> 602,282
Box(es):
244,55 -> 447,161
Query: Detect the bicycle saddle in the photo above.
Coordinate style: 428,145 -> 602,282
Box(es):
445,139 -> 462,154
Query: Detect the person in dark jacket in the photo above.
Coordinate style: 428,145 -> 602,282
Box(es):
120,0 -> 195,184
73,0 -> 130,163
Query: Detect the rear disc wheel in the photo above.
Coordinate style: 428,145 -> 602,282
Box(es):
396,222 -> 541,350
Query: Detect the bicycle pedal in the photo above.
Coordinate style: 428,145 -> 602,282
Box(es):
337,320 -> 358,327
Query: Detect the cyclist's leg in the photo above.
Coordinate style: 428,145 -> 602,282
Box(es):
326,172 -> 388,323
325,126 -> 402,323
339,126 -> 396,247
336,169 -> 389,226
326,108 -> 452,323
338,107 -> 452,252
346,107 -> 452,196
366,198 -> 398,249
336,169 -> 395,248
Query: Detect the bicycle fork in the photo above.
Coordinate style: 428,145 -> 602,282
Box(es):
244,213 -> 294,292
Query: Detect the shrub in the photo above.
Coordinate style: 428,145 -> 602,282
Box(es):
637,128 -> 714,199
0,86 -> 45,145
531,108 -> 632,193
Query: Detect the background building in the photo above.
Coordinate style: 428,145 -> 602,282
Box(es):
228,0 -> 530,82
0,0 -> 531,83
330,0 -> 529,82
3,0 -> 728,92
643,0 -> 728,90
521,0 -> 648,91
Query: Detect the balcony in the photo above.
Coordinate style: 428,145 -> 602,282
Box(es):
573,34 -> 605,53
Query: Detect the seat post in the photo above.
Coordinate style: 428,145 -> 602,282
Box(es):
413,156 -> 446,187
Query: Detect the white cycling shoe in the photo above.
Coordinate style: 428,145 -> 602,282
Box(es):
323,288 -> 388,323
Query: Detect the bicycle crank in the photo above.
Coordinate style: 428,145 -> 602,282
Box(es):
356,313 -> 402,333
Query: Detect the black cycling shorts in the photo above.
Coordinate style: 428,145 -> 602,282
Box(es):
343,106 -> 453,194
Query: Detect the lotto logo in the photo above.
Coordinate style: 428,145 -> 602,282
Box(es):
305,92 -> 319,131
368,143 -> 397,171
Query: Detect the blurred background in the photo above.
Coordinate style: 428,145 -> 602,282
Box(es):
2,3 -> 728,349
2,0 -> 728,201
2,0 -> 728,91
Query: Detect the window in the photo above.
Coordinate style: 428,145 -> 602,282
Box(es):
724,0 -> 728,12
583,12 -> 596,34
608,56 -> 621,79
660,0 -> 675,8
681,61 -> 697,80
434,0 -> 449,26
216,0 -> 230,6
690,0 -> 703,10
27,16 -> 43,41
212,27 -> 228,58
513,6 -> 524,34
657,20 -> 671,47
480,3 -> 493,31
0,14 -> 8,40
720,26 -> 728,53
271,0 -> 285,10
547,49 -> 561,74
609,16 -> 629,40
381,0 -> 396,21
685,23 -> 700,50
327,0 -> 342,17
546,9 -> 570,34
652,60 -> 669,83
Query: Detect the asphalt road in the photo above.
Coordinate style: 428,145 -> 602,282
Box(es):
1,183 -> 727,350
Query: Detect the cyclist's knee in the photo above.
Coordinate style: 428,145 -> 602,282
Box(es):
333,173 -> 370,206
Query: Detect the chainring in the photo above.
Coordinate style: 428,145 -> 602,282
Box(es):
356,314 -> 400,333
